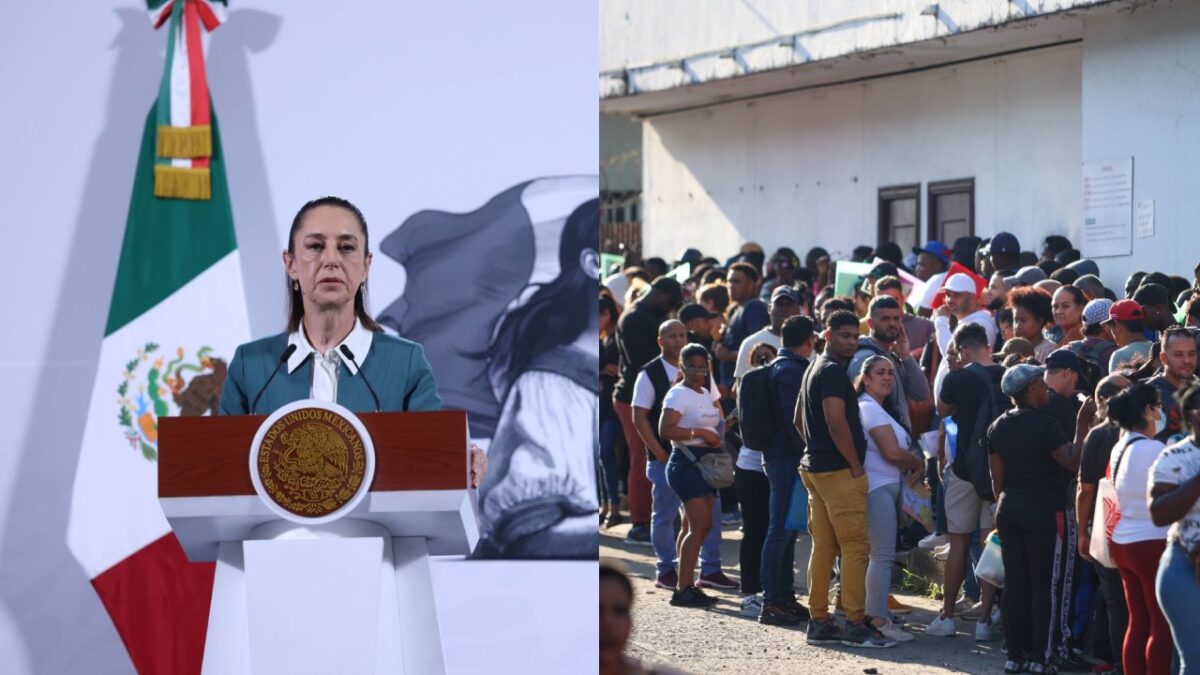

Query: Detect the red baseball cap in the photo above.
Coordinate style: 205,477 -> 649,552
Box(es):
1105,299 -> 1144,323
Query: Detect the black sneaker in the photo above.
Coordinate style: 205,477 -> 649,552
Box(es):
623,524 -> 652,546
758,602 -> 804,626
805,617 -> 843,644
841,618 -> 898,648
1029,663 -> 1058,675
669,586 -> 717,608
787,599 -> 811,621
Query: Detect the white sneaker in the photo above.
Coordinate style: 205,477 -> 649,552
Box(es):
933,543 -> 951,561
925,614 -> 958,637
876,617 -> 914,642
990,606 -> 1002,627
974,619 -> 1001,642
740,594 -> 763,618
918,532 -> 948,550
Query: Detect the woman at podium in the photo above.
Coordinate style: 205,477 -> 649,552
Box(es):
218,195 -> 485,482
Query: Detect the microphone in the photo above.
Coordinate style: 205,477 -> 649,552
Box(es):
251,344 -> 297,414
339,345 -> 381,413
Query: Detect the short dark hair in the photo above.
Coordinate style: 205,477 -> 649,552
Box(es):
953,322 -> 989,351
1106,382 -> 1161,431
728,261 -> 761,283
698,283 -> 729,314
599,561 -> 633,602
1116,318 -> 1145,334
680,343 -> 711,365
781,315 -> 815,348
875,275 -> 903,293
1162,325 -> 1195,350
826,310 -> 860,333
1043,235 -> 1072,256
823,296 -> 856,314
868,295 -> 901,316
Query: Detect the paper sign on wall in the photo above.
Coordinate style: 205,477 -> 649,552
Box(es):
1136,200 -> 1155,239
1081,157 -> 1133,258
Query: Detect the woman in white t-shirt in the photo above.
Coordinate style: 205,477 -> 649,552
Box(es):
1105,383 -> 1173,675
1149,383 -> 1200,673
659,343 -> 726,608
856,355 -> 925,642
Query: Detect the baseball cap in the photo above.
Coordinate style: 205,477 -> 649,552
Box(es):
1104,299 -> 1145,323
1082,298 -> 1114,327
943,273 -> 977,295
913,240 -> 952,265
1133,282 -> 1176,312
867,261 -> 899,279
1045,348 -> 1083,374
1001,364 -> 1045,396
985,232 -> 1020,256
1004,265 -> 1047,287
1065,259 -> 1100,278
770,285 -> 801,304
678,303 -> 718,323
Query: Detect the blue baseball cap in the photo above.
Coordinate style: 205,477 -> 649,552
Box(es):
913,240 -> 952,265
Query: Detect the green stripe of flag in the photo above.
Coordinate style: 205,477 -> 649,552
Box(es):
105,102 -> 236,336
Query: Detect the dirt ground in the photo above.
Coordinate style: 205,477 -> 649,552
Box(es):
602,519 -> 1011,674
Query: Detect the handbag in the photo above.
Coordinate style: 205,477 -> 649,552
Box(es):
1090,436 -> 1133,569
975,530 -> 1005,588
679,446 -> 734,489
784,473 -> 809,532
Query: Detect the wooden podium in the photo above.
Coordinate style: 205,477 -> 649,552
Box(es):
159,408 -> 478,675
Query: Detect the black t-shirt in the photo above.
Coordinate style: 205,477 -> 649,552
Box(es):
1045,390 -> 1081,440
940,363 -> 1006,461
988,407 -> 1070,508
1079,423 -> 1121,485
600,333 -> 619,421
613,304 -> 663,404
799,353 -> 866,473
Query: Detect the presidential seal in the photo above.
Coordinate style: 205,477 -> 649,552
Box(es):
249,400 -> 376,524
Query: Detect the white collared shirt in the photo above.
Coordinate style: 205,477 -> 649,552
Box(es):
287,318 -> 374,402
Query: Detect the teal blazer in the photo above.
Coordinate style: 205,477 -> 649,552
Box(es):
219,331 -> 443,415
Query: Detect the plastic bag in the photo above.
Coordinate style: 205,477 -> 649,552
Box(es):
974,531 -> 1005,588
785,474 -> 808,533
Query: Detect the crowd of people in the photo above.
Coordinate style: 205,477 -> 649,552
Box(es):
599,233 -> 1200,673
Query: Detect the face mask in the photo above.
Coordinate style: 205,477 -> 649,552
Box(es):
1154,408 -> 1167,437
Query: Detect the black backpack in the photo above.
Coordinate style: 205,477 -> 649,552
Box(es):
961,365 -> 1010,501
738,362 -> 777,450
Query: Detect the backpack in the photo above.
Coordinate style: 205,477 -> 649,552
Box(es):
738,362 -> 777,450
960,365 -> 1010,501
1067,338 -> 1115,391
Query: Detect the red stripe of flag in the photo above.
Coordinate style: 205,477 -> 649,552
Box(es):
184,0 -> 211,169
91,534 -> 214,675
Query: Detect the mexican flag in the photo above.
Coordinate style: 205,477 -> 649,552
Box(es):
66,1 -> 247,673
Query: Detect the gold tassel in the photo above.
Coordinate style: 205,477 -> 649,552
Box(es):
156,125 -> 212,158
154,165 -> 211,200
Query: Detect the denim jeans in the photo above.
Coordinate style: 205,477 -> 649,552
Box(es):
1157,541 -> 1200,674
760,453 -> 802,604
598,418 -> 623,506
647,458 -> 721,577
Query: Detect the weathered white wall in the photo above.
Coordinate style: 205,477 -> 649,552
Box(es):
1081,0 -> 1200,290
642,43 -> 1082,263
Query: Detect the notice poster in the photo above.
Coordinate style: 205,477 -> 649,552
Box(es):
1081,157 -> 1133,258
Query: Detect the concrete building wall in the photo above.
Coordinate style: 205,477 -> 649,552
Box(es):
642,43 -> 1082,265
1081,1 -> 1200,290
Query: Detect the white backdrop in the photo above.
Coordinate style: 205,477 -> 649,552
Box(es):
0,2 -> 597,673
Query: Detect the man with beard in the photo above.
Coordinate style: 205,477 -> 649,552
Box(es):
849,296 -> 930,431
735,286 -> 803,381
1145,327 -> 1199,443
715,262 -> 770,390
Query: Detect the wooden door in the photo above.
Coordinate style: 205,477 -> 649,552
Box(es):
878,184 -> 919,252
928,178 -> 974,245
